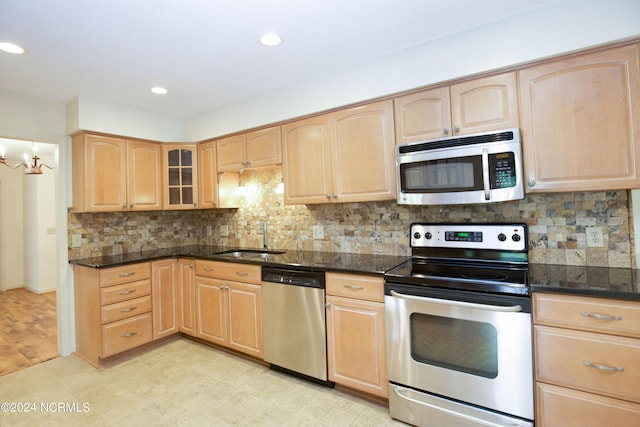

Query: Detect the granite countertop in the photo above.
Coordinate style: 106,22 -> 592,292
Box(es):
69,247 -> 640,301
529,263 -> 640,301
68,245 -> 409,276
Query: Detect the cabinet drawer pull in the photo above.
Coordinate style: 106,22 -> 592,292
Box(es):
119,290 -> 136,295
583,360 -> 624,372
204,267 -> 214,272
120,306 -> 137,313
119,272 -> 136,277
121,332 -> 138,338
236,271 -> 248,276
581,311 -> 622,321
344,285 -> 364,290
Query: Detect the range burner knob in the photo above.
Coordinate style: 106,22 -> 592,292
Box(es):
498,233 -> 507,242
413,232 -> 421,240
424,232 -> 432,240
512,233 -> 521,242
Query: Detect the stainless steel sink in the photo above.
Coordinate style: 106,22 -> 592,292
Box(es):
214,249 -> 286,259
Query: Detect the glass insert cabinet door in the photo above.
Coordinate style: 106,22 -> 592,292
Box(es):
163,145 -> 198,209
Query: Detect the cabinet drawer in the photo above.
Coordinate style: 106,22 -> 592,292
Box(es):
537,382 -> 640,427
101,296 -> 152,324
326,272 -> 384,302
195,260 -> 261,284
534,293 -> 640,338
101,313 -> 152,357
100,262 -> 151,287
100,279 -> 151,305
535,325 -> 640,403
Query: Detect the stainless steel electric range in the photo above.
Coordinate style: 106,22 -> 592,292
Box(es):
384,223 -> 534,427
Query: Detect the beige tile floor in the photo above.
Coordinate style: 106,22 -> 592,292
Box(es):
0,338 -> 407,426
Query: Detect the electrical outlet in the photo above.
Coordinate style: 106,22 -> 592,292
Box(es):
206,225 -> 212,236
141,229 -> 150,240
586,227 -> 604,248
313,225 -> 324,240
220,225 -> 229,237
71,234 -> 82,248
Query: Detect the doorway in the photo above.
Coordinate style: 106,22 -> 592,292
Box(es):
0,138 -> 59,375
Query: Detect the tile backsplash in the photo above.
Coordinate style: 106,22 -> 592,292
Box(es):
68,169 -> 635,268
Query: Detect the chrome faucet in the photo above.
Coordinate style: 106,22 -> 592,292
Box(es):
263,222 -> 268,251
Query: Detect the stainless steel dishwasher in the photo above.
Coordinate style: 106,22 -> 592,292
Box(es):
262,267 -> 331,384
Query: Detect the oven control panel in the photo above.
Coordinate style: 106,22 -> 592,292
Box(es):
410,223 -> 526,251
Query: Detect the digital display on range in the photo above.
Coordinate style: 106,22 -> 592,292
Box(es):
445,231 -> 483,242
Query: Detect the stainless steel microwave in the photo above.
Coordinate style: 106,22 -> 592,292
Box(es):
396,128 -> 524,205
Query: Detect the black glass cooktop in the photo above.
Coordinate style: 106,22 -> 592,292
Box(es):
385,257 -> 528,295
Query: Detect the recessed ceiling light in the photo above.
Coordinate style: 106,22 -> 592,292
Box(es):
0,42 -> 25,54
259,33 -> 282,47
151,86 -> 168,95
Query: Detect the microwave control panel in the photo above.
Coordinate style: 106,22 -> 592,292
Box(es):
490,152 -> 517,189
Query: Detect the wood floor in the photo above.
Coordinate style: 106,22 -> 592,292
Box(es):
0,288 -> 58,376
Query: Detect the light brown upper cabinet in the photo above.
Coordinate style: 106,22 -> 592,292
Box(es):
162,144 -> 199,210
282,100 -> 396,204
199,141 -> 240,209
197,141 -> 218,209
72,134 -> 162,212
394,72 -> 519,144
519,44 -> 640,192
216,126 -> 282,172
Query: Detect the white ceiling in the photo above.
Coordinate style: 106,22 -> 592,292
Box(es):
1,0 -> 556,122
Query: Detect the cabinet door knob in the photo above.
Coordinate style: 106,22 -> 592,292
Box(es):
332,194 -> 337,199
454,125 -> 461,133
129,204 -> 134,208
325,194 -> 331,199
528,179 -> 536,187
443,128 -> 450,135
325,303 -> 331,308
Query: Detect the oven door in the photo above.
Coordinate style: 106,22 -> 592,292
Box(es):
385,283 -> 533,421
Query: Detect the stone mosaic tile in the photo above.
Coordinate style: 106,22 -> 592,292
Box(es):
68,170 -> 635,268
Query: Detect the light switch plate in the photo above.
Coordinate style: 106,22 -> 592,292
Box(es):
71,234 -> 82,248
220,225 -> 229,237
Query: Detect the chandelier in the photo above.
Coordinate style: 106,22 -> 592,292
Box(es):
0,143 -> 53,175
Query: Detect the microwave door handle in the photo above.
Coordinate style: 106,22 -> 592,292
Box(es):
482,148 -> 490,200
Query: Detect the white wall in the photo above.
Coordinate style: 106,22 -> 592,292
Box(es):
185,0 -> 640,141
0,167 -> 25,291
66,96 -> 184,142
23,155 -> 57,294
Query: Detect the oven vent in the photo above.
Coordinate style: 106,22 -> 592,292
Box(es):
398,130 -> 515,154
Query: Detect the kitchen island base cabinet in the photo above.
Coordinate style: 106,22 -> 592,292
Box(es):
325,273 -> 387,398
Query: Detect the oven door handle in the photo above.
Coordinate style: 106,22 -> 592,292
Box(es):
482,148 -> 491,200
390,290 -> 523,312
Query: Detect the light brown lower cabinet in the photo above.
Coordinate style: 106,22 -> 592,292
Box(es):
536,382 -> 640,426
194,260 -> 263,358
151,259 -> 180,339
533,292 -> 640,426
178,258 -> 197,335
325,272 -> 387,398
74,262 -> 154,366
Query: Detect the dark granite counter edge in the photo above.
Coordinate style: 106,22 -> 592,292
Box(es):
69,245 -> 409,277
69,251 -> 640,301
